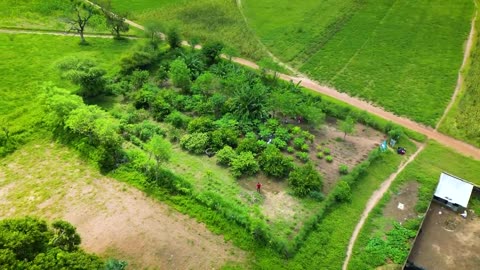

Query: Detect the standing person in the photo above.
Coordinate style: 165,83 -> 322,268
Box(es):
256,182 -> 262,193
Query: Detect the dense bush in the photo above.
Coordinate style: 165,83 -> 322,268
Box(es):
211,128 -> 239,150
180,132 -> 210,154
165,111 -> 191,129
258,145 -> 294,178
216,145 -> 237,166
288,163 -> 323,197
187,117 -> 216,133
169,58 -> 191,91
151,96 -> 172,121
230,151 -> 260,178
333,181 -> 352,202
236,137 -> 263,155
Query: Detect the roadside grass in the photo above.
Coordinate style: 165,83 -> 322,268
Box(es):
0,33 -> 136,147
243,0 -> 473,126
0,0 -> 141,36
349,141 -> 480,269
439,3 -> 480,148
104,0 -> 267,60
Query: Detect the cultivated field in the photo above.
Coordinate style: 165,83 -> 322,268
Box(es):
243,0 -> 474,126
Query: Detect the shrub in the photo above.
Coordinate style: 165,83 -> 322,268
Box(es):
230,151 -> 259,178
316,152 -> 324,159
179,132 -> 209,154
211,128 -> 239,150
326,155 -> 333,163
132,120 -> 164,142
300,143 -> 309,152
309,191 -> 325,202
316,145 -> 322,151
296,152 -> 310,163
275,127 -> 291,142
237,137 -> 262,155
288,163 -> 323,197
165,111 -> 191,129
339,164 -> 349,175
323,148 -> 331,155
287,146 -> 295,153
272,138 -> 287,150
258,145 -> 294,178
290,126 -> 302,135
216,145 -> 237,166
333,181 -> 352,202
300,130 -> 314,142
151,96 -> 172,121
168,58 -> 191,91
293,137 -> 305,150
187,117 -> 216,133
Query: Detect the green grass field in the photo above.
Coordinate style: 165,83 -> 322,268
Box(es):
0,33 -> 136,139
349,141 -> 480,269
243,0 -> 473,126
104,0 -> 267,60
439,8 -> 480,148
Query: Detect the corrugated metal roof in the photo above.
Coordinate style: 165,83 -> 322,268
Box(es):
434,173 -> 474,208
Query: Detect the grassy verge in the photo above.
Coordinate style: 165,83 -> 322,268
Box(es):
243,0 -> 473,126
439,1 -> 480,148
349,141 -> 480,269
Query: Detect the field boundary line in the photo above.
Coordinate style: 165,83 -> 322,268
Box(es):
435,2 -> 478,130
341,143 -> 426,270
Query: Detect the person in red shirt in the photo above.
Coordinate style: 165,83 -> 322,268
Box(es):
256,182 -> 262,193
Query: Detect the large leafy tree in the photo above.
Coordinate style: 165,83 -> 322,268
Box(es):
145,135 -> 172,179
66,0 -> 98,44
57,57 -> 107,98
168,58 -> 191,92
232,82 -> 268,122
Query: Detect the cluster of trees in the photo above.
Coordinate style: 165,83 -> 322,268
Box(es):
0,217 -> 126,269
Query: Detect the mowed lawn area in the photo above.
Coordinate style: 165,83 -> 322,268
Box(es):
243,0 -> 474,126
0,33 -> 136,137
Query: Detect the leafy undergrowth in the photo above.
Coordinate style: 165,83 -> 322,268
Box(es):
243,0 -> 473,126
349,141 -> 480,269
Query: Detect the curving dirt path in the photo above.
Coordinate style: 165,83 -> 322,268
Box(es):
341,143 -> 425,270
436,5 -> 478,130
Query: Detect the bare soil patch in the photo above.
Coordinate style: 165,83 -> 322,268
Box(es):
0,142 -> 245,269
383,181 -> 419,225
312,120 -> 384,193
408,201 -> 480,270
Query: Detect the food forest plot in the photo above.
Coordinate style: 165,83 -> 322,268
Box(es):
241,0 -> 358,64
108,0 -> 266,60
0,34 -> 135,135
0,140 -> 245,269
300,0 -> 473,126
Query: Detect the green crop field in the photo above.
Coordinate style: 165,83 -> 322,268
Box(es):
243,0 -> 474,126
349,141 -> 480,269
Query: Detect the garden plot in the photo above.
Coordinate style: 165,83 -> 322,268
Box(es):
311,120 -> 384,193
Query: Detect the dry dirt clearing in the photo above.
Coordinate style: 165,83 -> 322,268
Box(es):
0,141 -> 244,269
